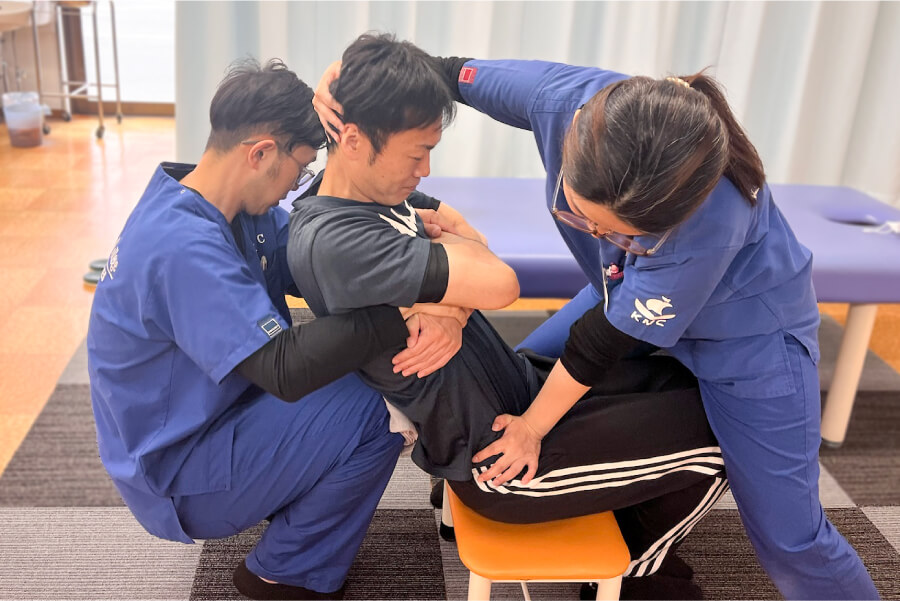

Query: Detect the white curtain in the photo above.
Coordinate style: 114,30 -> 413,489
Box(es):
175,1 -> 900,207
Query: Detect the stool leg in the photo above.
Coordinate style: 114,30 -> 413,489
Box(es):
821,303 -> 878,446
595,575 -> 623,600
440,480 -> 455,541
441,480 -> 453,527
467,572 -> 491,601
520,582 -> 532,601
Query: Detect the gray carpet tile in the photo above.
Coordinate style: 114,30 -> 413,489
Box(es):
679,508 -> 900,600
345,509 -> 447,600
820,391 -> 900,506
828,508 -> 900,600
290,307 -> 315,325
0,384 -> 123,507
57,338 -> 90,385
0,507 -> 202,600
715,461 -> 855,510
864,507 -> 900,555
191,510 -> 446,600
378,454 -> 432,510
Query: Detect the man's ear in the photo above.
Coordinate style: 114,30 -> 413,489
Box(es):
340,124 -> 365,160
244,139 -> 278,169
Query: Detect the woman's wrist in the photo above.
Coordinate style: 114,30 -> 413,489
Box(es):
520,413 -> 548,440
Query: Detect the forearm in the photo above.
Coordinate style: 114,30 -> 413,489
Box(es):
436,203 -> 487,246
235,305 -> 407,402
560,303 -> 643,386
521,360 -> 589,437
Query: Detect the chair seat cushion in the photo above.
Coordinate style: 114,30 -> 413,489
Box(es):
446,486 -> 631,581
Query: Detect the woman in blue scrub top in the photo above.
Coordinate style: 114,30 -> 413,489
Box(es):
315,57 -> 878,599
453,60 -> 878,600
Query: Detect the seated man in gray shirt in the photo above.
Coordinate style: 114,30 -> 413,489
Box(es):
288,33 -> 726,597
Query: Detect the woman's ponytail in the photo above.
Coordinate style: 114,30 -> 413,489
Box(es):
683,72 -> 765,204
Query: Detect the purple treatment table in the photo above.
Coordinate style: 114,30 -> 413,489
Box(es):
413,178 -> 900,447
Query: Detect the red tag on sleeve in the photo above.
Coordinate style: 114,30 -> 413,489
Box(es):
459,66 -> 477,85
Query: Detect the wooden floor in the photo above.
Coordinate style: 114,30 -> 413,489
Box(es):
0,116 -> 898,477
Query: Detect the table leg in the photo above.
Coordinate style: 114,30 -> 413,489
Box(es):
821,303 -> 878,447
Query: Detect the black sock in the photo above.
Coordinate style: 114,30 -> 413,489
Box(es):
656,553 -> 694,580
620,575 -> 703,600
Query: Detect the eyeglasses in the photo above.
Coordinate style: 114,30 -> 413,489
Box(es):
241,139 -> 316,189
550,169 -> 670,257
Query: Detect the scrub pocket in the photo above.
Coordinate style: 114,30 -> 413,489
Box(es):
140,421 -> 235,497
692,332 -> 797,399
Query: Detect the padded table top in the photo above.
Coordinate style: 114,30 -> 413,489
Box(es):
771,185 -> 900,303
284,178 -> 900,303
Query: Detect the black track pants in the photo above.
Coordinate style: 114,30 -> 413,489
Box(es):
449,353 -> 728,576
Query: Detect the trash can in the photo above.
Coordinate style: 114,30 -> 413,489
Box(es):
2,92 -> 44,148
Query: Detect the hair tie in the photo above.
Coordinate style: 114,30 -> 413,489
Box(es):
666,76 -> 691,89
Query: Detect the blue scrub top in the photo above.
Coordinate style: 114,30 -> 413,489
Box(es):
459,60 -> 821,399
87,163 -> 295,542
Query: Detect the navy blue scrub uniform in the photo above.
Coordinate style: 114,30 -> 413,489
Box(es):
87,163 -> 403,592
455,59 -> 877,600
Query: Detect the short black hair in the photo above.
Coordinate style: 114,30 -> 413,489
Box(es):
206,57 -> 326,153
330,33 -> 455,154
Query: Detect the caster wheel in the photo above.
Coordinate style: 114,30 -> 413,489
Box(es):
116,113 -> 123,124
62,111 -> 72,122
42,123 -> 51,135
96,125 -> 105,139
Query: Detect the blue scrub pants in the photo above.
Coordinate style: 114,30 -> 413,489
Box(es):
174,374 -> 403,593
520,284 -> 878,600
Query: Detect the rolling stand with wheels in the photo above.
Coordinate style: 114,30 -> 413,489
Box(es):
32,0 -> 121,138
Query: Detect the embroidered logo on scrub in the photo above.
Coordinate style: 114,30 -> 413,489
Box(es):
459,66 -> 477,84
631,296 -> 676,327
258,316 -> 283,338
99,236 -> 121,283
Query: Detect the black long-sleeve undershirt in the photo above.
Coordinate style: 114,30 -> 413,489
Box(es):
560,303 -> 645,387
235,305 -> 408,402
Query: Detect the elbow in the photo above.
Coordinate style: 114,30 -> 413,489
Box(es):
484,266 -> 520,309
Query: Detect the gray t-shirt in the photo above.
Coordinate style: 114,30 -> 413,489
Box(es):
288,191 -> 540,480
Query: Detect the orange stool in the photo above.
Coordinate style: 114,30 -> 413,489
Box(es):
443,482 -> 631,600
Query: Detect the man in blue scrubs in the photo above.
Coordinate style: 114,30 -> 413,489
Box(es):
87,58 -> 462,600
